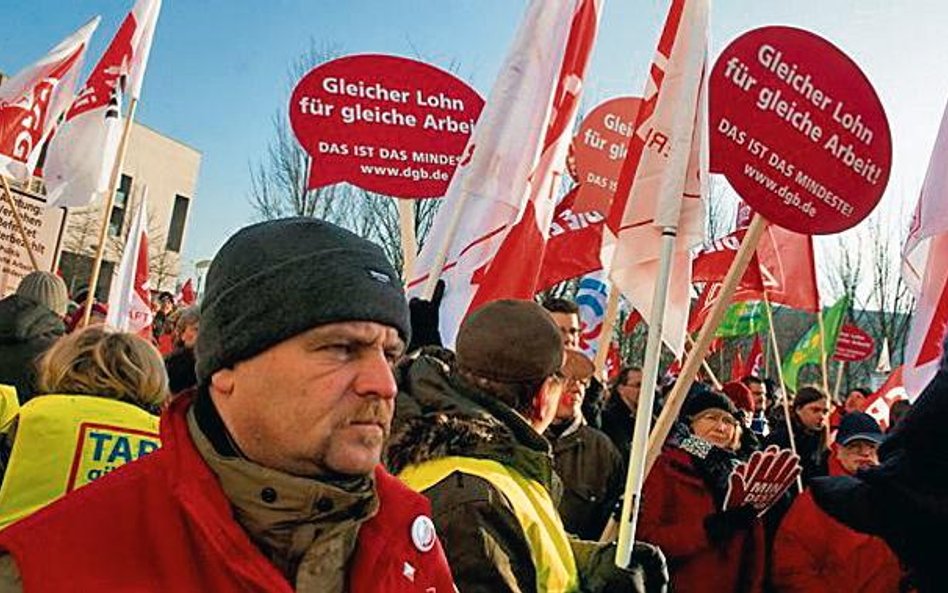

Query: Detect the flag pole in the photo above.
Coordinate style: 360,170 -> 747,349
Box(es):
644,213 -> 767,477
614,224 -> 678,567
0,176 -> 39,271
81,97 -> 138,328
397,199 -> 417,285
594,287 -> 620,375
763,291 -> 803,493
833,360 -> 845,400
817,306 -> 831,394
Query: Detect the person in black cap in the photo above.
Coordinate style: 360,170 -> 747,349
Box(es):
771,412 -> 902,592
808,335 -> 948,593
638,385 -> 766,593
0,218 -> 456,593
390,299 -> 668,593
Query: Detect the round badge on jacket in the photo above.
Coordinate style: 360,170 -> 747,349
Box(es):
410,515 -> 436,553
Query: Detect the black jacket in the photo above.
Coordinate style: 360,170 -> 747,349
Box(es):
546,417 -> 625,541
0,295 -> 64,403
763,414 -> 828,485
164,347 -> 197,396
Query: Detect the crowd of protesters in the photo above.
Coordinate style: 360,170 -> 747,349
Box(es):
0,218 -> 942,592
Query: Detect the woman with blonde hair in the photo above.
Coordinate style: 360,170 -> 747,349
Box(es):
0,327 -> 168,528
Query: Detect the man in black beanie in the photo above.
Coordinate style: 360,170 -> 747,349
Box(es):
0,218 -> 456,593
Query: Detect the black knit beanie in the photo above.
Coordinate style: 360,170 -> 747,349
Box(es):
680,385 -> 738,421
195,217 -> 410,384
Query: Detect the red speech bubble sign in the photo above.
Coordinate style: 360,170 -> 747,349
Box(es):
833,323 -> 875,362
710,27 -> 891,234
571,97 -> 641,215
289,54 -> 484,199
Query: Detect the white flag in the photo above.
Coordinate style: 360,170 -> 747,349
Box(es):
902,97 -> 948,399
106,189 -> 153,334
603,0 -> 709,357
408,0 -> 592,347
0,17 -> 100,180
44,0 -> 161,208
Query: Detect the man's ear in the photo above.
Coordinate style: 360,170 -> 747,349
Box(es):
210,368 -> 236,400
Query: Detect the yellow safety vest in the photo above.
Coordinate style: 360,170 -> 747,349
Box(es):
400,456 -> 580,593
0,394 -> 160,528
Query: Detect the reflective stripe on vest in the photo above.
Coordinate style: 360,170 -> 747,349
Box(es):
399,456 -> 580,593
0,395 -> 160,528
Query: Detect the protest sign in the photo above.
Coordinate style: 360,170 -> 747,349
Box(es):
289,54 -> 484,199
723,445 -> 802,516
0,185 -> 66,298
570,96 -> 641,214
710,27 -> 891,234
833,323 -> 875,362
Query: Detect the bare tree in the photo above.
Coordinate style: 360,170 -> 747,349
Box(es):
865,216 -> 914,364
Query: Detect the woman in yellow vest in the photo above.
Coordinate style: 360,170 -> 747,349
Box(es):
390,300 -> 669,593
0,326 -> 167,528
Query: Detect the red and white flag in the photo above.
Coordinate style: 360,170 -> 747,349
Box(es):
176,278 -> 196,306
535,186 -> 607,291
864,366 -> 908,431
106,190 -> 152,335
744,335 -> 764,378
0,18 -> 99,180
44,0 -> 161,208
408,0 -> 601,346
903,98 -> 948,400
603,0 -> 709,357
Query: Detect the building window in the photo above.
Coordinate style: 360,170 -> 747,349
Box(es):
108,174 -> 132,237
166,194 -> 190,253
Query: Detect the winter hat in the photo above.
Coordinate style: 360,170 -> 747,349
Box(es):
722,381 -> 755,413
16,271 -> 68,316
195,218 -> 409,385
680,386 -> 738,421
793,385 -> 828,409
456,299 -> 563,383
835,412 -> 884,446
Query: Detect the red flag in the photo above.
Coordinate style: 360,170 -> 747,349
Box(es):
623,309 -> 643,335
535,186 -> 607,290
730,347 -> 745,382
864,366 -> 907,431
176,278 -> 196,306
465,0 -> 600,313
744,335 -> 763,378
903,97 -> 948,398
605,340 -> 622,381
408,0 -> 601,347
0,18 -> 99,179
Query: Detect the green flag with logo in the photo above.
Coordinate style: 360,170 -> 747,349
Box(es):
782,296 -> 848,392
715,301 -> 768,338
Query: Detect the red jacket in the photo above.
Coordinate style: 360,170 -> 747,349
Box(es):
639,447 -> 765,593
772,460 -> 902,593
0,395 -> 456,592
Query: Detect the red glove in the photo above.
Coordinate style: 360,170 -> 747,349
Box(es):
723,445 -> 801,516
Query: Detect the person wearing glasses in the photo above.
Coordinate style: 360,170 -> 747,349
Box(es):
639,386 -> 766,593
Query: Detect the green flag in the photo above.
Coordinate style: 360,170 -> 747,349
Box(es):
782,296 -> 848,392
715,301 -> 768,338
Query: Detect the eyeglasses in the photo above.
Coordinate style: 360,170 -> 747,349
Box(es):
694,410 -> 740,428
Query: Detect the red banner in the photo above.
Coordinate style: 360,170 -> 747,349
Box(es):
833,323 -> 875,362
289,54 -> 484,199
710,27 -> 891,234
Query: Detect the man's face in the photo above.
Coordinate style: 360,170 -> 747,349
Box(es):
617,369 -> 643,409
845,390 -> 868,413
549,311 -> 581,349
836,439 -> 879,474
555,377 -> 587,421
159,298 -> 174,314
748,381 -> 767,413
797,399 -> 831,431
210,321 -> 404,477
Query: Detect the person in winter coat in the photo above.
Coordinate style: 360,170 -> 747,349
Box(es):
164,305 -> 200,396
0,326 -> 168,528
601,366 -> 645,460
639,387 -> 766,593
809,333 -> 948,593
764,386 -> 830,485
771,412 -> 902,593
0,218 -> 456,593
389,300 -> 668,593
545,347 -> 625,541
0,272 -> 68,404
